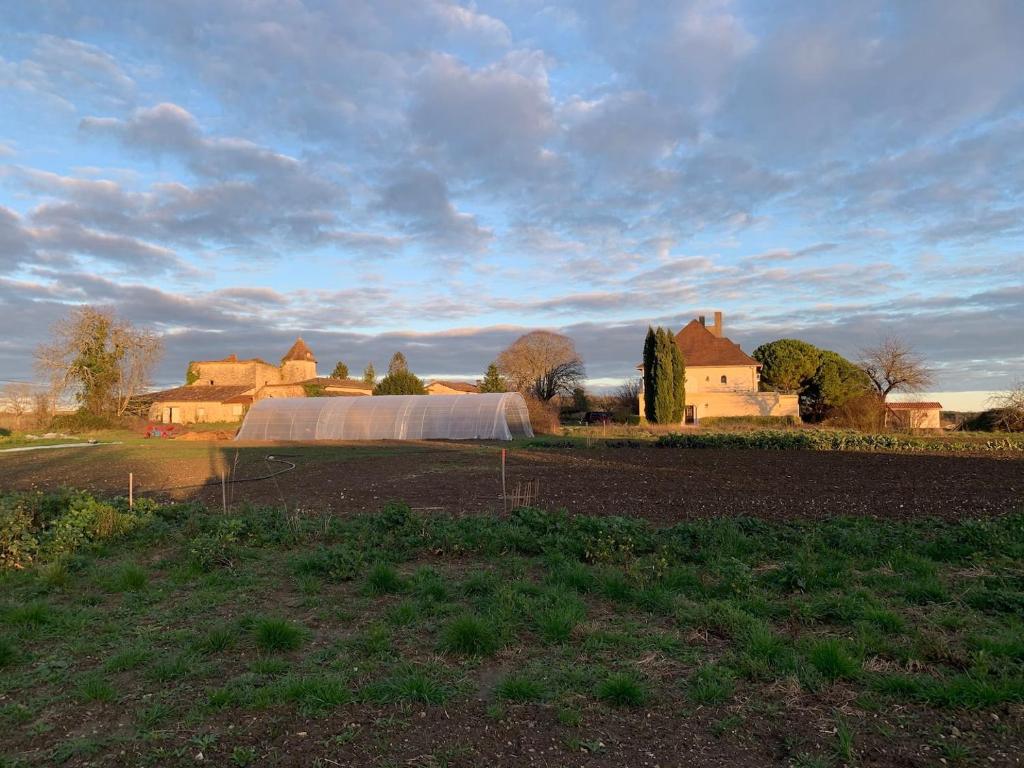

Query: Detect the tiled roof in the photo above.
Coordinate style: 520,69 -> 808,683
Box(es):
427,380 -> 480,393
282,337 -> 316,363
148,385 -> 254,403
674,320 -> 759,367
303,377 -> 373,390
887,401 -> 943,410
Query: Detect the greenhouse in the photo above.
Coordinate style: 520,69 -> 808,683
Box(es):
235,393 -> 534,442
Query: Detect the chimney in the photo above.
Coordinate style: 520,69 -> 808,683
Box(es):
710,311 -> 723,338
698,315 -> 706,327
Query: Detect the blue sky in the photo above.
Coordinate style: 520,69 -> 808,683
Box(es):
1,1 -> 1022,401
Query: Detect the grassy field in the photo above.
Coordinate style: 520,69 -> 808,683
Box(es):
1,491 -> 1022,766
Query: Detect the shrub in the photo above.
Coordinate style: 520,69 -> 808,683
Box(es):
291,544 -> 363,581
188,518 -> 245,571
596,672 -> 647,707
254,618 -> 305,653
656,429 -> 1024,453
49,411 -> 121,433
440,614 -> 500,656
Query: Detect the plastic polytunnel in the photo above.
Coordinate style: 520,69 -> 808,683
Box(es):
234,393 -> 534,442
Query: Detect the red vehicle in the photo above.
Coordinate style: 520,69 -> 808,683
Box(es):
145,423 -> 180,438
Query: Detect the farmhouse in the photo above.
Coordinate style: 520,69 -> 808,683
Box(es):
425,380 -> 480,395
885,401 -> 942,431
639,312 -> 800,423
147,338 -> 371,424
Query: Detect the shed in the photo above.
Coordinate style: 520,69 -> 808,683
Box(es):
885,401 -> 943,431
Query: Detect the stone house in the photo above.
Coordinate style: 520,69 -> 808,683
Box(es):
425,380 -> 480,395
147,338 -> 371,424
638,312 -> 800,423
884,401 -> 942,431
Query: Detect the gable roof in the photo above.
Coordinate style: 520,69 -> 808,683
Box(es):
427,380 -> 480,393
674,319 -> 759,367
147,385 -> 254,403
282,337 -> 316,363
886,401 -> 942,410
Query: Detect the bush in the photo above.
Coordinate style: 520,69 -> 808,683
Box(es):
188,519 -> 245,571
523,396 -> 561,435
48,411 -> 122,433
0,496 -> 39,569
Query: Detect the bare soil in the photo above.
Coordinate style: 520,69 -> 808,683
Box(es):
2,441 -> 1020,522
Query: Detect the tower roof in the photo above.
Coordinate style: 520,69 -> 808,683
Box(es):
282,337 -> 316,363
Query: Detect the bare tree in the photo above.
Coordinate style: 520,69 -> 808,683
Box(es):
858,337 -> 932,400
612,377 -> 642,412
1,383 -> 34,430
496,331 -> 585,401
988,381 -> 1024,432
35,306 -> 163,417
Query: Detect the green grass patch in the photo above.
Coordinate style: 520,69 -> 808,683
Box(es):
253,617 -> 305,653
496,673 -> 546,702
440,613 -> 500,656
688,663 -> 735,705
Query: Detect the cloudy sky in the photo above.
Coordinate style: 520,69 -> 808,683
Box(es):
1,1 -> 1022,401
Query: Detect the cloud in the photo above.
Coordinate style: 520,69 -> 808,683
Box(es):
378,168 -> 492,252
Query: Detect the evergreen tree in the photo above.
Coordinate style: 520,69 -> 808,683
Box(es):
373,369 -> 426,395
331,361 -> 349,379
387,351 -> 408,375
669,330 -> 685,422
653,327 -> 676,424
362,363 -> 376,386
642,326 -> 657,422
478,362 -> 507,393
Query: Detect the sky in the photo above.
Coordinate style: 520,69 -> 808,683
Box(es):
1,1 -> 1022,404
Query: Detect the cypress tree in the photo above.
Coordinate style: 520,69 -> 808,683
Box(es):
479,363 -> 507,393
654,327 -> 675,424
670,331 -> 685,423
642,327 -> 657,422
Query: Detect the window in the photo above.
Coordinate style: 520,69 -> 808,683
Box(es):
720,375 -> 728,384
209,379 -> 214,385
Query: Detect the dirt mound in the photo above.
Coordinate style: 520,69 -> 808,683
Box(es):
174,430 -> 235,441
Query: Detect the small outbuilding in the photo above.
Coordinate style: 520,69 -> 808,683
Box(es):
885,401 -> 943,431
425,380 -> 480,395
235,392 -> 533,441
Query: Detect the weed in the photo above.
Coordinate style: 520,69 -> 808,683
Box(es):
834,714 -> 855,763
109,563 -> 147,592
807,639 -> 860,681
365,562 -> 405,595
136,702 -> 173,731
194,625 -> 238,655
148,653 -> 197,683
104,645 -> 150,672
557,706 -> 583,726
254,617 -> 305,653
440,614 -> 500,656
496,673 -> 546,702
688,664 -> 735,705
534,598 -> 585,643
231,746 -> 257,766
278,675 -> 353,713
596,672 -> 647,707
77,673 -> 115,702
412,567 -> 449,602
370,666 -> 448,704
0,636 -> 15,668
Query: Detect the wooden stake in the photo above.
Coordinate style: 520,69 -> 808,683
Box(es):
221,470 -> 227,514
501,448 -> 507,514
129,472 -> 133,509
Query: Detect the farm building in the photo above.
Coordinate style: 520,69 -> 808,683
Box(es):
885,401 -> 942,431
425,380 -> 480,395
235,393 -> 533,441
638,312 -> 800,423
146,338 -> 371,424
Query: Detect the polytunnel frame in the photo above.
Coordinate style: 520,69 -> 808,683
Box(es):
234,392 -> 534,442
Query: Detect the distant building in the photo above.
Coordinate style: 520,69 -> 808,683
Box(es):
885,401 -> 942,431
638,312 -> 800,423
425,380 -> 480,395
147,338 -> 371,424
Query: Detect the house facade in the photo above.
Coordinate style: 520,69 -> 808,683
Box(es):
148,338 -> 371,424
425,380 -> 480,395
639,312 -> 800,423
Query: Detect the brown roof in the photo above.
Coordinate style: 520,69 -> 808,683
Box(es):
282,337 -> 316,363
427,380 -> 480,393
674,320 -> 759,367
192,356 -> 275,366
149,385 -> 254,403
302,377 -> 373,390
887,402 -> 942,410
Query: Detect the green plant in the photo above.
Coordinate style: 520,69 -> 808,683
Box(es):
533,598 -> 585,643
109,563 -> 147,592
77,673 -> 115,702
231,746 -> 257,766
808,639 -> 860,681
365,562 -> 405,595
104,645 -> 150,672
194,625 -> 238,654
440,614 -> 500,656
596,672 -> 647,707
834,714 -> 855,763
496,673 -> 546,702
688,664 -> 735,705
254,618 -> 305,653
0,636 -> 16,668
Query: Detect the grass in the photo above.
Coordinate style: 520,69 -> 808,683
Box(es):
1,489 -> 1023,765
253,618 -> 305,653
440,613 -> 500,656
596,672 -> 648,707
